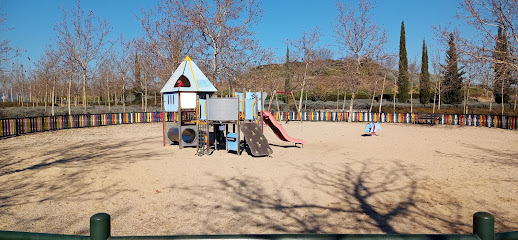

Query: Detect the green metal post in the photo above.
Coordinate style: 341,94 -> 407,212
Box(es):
90,213 -> 110,240
474,212 -> 495,240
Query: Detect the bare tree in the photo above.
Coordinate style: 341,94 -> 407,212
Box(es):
291,28 -> 322,112
431,50 -> 442,113
137,2 -> 196,84
55,0 -> 111,114
172,0 -> 262,84
455,0 -> 518,114
334,0 -> 387,121
133,38 -> 161,112
378,55 -> 397,114
1,9 -> 21,102
0,9 -> 20,75
34,48 -> 61,116
114,36 -> 132,113
98,53 -> 117,112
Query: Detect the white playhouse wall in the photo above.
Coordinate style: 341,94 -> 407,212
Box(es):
163,92 -> 197,112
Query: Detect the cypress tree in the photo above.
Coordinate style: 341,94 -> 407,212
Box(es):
419,40 -> 431,104
442,33 -> 465,104
398,21 -> 410,103
493,27 -> 511,103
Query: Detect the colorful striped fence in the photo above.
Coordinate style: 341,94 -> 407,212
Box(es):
1,111 -> 517,138
270,111 -> 518,130
0,112 -> 165,138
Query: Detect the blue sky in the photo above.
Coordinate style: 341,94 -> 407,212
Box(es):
1,0 -> 461,71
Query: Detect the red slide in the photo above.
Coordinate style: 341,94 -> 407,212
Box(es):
262,111 -> 306,146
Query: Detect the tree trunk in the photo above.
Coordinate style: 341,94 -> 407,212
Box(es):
29,84 -> 33,108
298,62 -> 309,112
144,72 -> 148,112
514,87 -> 517,111
44,81 -> 48,113
122,82 -> 126,113
393,76 -> 397,115
68,77 -> 72,115
52,70 -> 56,116
433,78 -> 438,114
379,74 -> 386,114
369,78 -> 379,113
501,79 -> 505,116
438,78 -> 442,110
348,90 -> 356,122
489,95 -> 493,112
464,79 -> 471,114
304,92 -> 307,111
342,91 -> 347,111
410,81 -> 413,114
336,89 -> 339,111
212,44 -> 218,82
82,70 -> 87,114
107,76 -> 111,111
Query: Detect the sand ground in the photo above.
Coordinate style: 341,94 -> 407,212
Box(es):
0,122 -> 517,236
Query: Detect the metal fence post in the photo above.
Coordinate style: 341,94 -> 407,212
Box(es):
90,213 -> 110,240
474,212 -> 494,240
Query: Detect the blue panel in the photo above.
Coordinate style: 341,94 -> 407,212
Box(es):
245,99 -> 257,120
199,99 -> 207,120
246,92 -> 266,111
227,132 -> 238,151
245,92 -> 257,100
374,122 -> 382,131
163,93 -> 178,112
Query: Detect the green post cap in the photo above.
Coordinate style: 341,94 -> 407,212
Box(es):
90,213 -> 111,240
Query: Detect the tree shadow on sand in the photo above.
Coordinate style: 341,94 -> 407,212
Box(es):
165,160 -> 518,234
462,143 -> 518,168
0,136 -> 158,233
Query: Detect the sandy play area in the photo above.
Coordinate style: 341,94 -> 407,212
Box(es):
0,121 -> 517,236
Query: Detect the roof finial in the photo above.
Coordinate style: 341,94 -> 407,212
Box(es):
184,56 -> 191,61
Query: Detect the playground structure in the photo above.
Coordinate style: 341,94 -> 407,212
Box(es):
160,56 -> 305,156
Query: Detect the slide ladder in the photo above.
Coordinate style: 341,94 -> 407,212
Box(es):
196,122 -> 208,156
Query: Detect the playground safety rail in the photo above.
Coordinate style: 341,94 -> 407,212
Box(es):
2,111 -> 517,138
1,212 -> 517,240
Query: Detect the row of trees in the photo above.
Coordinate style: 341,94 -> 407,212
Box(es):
1,0 -> 518,117
396,0 -> 518,115
1,0 -> 266,116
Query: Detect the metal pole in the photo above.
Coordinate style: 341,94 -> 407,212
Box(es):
90,213 -> 110,240
178,92 -> 182,149
474,212 -> 494,240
